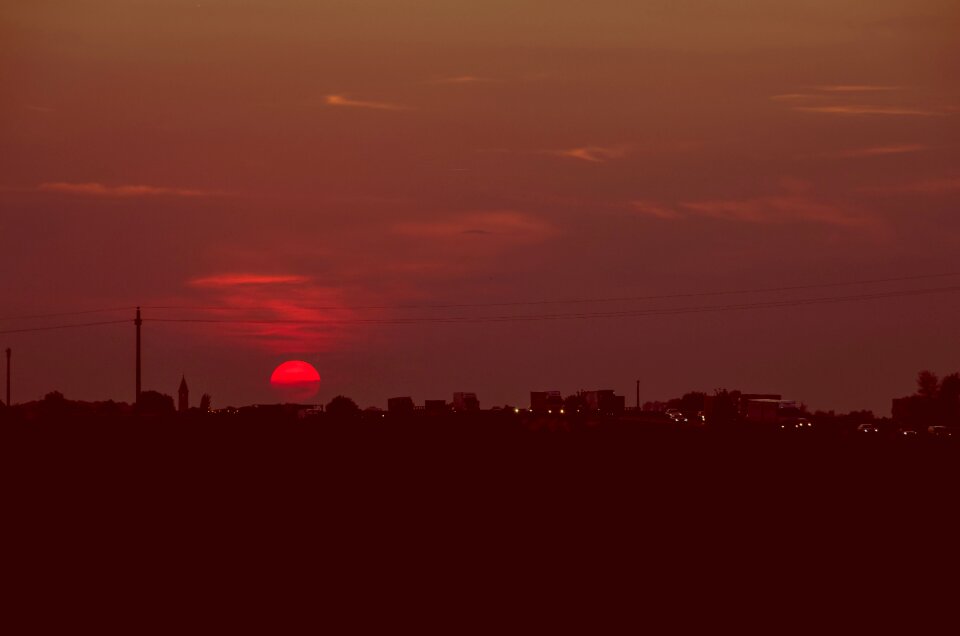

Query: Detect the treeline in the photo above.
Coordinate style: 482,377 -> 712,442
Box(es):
892,370 -> 960,426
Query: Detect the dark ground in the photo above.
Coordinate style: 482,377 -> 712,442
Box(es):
2,414 -> 957,632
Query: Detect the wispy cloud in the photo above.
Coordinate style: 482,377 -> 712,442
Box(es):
633,194 -> 882,235
773,84 -> 944,117
772,85 -> 903,101
770,93 -> 823,102
553,145 -> 630,163
38,182 -> 222,197
394,211 -> 555,242
378,211 -> 560,283
631,201 -> 682,220
832,144 -> 928,158
861,175 -> 960,195
678,196 -> 872,229
793,105 -> 942,116
24,104 -> 55,113
430,75 -> 496,84
182,273 -> 357,353
812,85 -> 904,93
902,176 -> 960,194
189,274 -> 310,288
325,94 -> 409,111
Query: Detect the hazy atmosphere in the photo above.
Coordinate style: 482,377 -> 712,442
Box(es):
2,1 -> 959,413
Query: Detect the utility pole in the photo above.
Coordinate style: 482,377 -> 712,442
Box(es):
5,348 -> 10,407
135,307 -> 142,404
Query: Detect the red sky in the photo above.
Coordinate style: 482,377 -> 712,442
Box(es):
2,1 -> 959,413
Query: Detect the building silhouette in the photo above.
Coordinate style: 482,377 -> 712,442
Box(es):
452,392 -> 480,412
387,396 -> 415,415
530,391 -> 563,414
178,376 -> 189,413
582,390 -> 626,415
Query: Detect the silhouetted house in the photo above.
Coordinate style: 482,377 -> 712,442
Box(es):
583,390 -> 625,415
530,391 -> 563,414
424,400 -> 448,415
452,392 -> 480,412
178,376 -> 189,413
388,396 -> 415,415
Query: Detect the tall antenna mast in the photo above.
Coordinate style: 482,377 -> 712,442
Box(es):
135,307 -> 142,404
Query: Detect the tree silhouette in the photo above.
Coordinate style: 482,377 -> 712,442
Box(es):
916,370 -> 940,398
136,390 -> 175,416
326,395 -> 360,419
709,389 -> 740,426
199,393 -> 212,412
898,370 -> 960,425
939,373 -> 960,400
938,373 -> 960,421
40,391 -> 69,417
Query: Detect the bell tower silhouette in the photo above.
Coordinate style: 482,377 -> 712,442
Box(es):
178,376 -> 189,413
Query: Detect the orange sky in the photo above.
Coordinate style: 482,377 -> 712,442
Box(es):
2,1 -> 959,412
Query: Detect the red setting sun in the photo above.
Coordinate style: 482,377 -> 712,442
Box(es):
269,361 -> 321,402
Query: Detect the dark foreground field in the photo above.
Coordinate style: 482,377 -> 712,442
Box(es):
2,415 -> 956,632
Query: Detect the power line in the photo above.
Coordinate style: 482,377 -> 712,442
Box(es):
0,319 -> 130,335
141,270 -> 960,312
0,307 -> 133,322
1,283 -> 956,335
2,271 -> 958,322
3,270 -> 959,328
144,284 -> 960,326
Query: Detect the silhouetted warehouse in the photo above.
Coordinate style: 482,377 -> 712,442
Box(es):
737,393 -> 781,418
530,391 -> 563,413
451,392 -> 480,411
583,390 -> 625,415
388,396 -> 415,414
